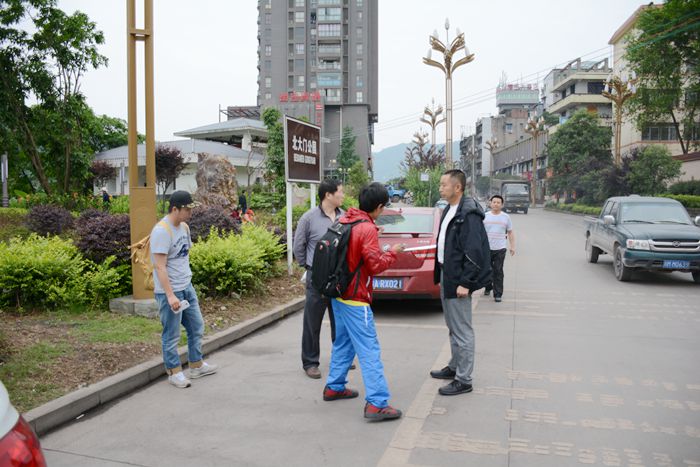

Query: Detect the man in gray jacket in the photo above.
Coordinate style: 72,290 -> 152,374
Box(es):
293,179 -> 345,379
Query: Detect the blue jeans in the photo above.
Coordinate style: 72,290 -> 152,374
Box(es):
326,299 -> 391,408
155,283 -> 204,373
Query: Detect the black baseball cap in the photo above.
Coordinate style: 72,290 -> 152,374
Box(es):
169,191 -> 198,210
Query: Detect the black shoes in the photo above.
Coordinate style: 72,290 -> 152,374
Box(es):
438,380 -> 473,396
484,289 -> 491,296
494,296 -> 502,302
430,366 -> 456,380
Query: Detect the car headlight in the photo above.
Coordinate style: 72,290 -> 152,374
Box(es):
626,239 -> 650,250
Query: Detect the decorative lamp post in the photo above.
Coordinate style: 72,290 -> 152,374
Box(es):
420,99 -> 446,149
423,18 -> 474,168
485,137 -> 498,177
602,71 -> 637,166
525,116 -> 546,206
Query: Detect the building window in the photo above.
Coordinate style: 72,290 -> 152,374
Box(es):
318,23 -> 341,37
295,11 -> 304,23
324,88 -> 341,102
317,7 -> 341,21
318,72 -> 342,87
356,59 -> 363,71
356,43 -> 363,55
265,14 -> 271,25
357,0 -> 363,6
265,92 -> 272,100
356,75 -> 363,88
642,124 -> 676,141
295,59 -> 305,70
295,0 -> 305,7
295,27 -> 305,39
310,80 -> 317,89
587,82 -> 605,94
356,91 -> 363,103
505,123 -> 513,133
357,10 -> 363,21
297,75 -> 305,88
265,77 -> 271,88
356,27 -> 362,39
319,0 -> 340,4
264,0 -> 271,9
265,60 -> 271,71
265,45 -> 272,57
318,44 -> 341,55
295,43 -> 305,54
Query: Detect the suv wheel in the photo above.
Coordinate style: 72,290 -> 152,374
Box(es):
614,245 -> 633,281
585,236 -> 600,263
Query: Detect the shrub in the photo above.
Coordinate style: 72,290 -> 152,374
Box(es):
669,180 -> 700,196
0,234 -> 87,309
84,256 -> 129,308
76,213 -> 131,264
25,205 -> 74,236
0,208 -> 30,242
76,208 -> 109,228
240,224 -> 285,271
274,203 -> 309,231
109,195 -> 130,214
190,232 -> 266,296
659,194 -> 700,209
10,193 -> 102,212
249,190 -> 284,210
188,206 -> 240,242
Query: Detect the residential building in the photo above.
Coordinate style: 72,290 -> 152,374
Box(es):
257,0 -> 378,177
542,57 -> 612,126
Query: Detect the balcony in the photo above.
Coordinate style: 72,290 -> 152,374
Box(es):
547,93 -> 610,115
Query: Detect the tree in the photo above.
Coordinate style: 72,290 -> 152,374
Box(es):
347,160 -> 369,197
155,144 -> 186,212
626,145 -> 682,195
404,166 -> 443,207
0,0 -> 107,194
542,111 -> 561,127
402,129 -> 445,171
338,125 -> 359,182
262,107 -> 285,194
625,0 -> 700,154
547,110 -> 614,204
89,160 -> 116,189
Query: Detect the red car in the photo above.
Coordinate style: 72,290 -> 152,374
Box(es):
373,206 -> 441,300
0,380 -> 46,466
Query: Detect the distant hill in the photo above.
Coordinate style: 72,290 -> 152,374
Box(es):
372,141 -> 461,182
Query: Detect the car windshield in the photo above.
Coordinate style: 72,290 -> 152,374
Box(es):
503,184 -> 529,195
377,212 -> 435,233
620,202 -> 691,224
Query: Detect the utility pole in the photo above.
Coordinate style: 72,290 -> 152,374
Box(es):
1,153 -> 8,208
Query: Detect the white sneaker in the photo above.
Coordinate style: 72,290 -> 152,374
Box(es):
188,361 -> 218,379
168,371 -> 191,388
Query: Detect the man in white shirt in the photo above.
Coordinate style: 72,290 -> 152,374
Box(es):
483,195 -> 516,303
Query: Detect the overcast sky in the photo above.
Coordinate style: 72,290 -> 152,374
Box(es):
58,0 -> 646,152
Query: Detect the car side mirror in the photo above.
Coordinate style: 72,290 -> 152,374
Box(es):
695,215 -> 700,226
603,215 -> 616,226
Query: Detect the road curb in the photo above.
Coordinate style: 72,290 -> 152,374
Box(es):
26,296 -> 305,436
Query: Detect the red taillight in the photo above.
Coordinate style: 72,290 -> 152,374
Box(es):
0,416 -> 47,467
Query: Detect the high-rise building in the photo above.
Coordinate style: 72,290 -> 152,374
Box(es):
257,0 -> 378,178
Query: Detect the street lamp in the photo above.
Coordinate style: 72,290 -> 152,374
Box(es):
420,98 -> 446,150
602,71 -> 637,166
525,116 -> 546,206
485,138 -> 498,177
423,18 -> 474,168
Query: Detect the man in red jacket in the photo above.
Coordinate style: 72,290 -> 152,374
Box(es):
322,183 -> 405,421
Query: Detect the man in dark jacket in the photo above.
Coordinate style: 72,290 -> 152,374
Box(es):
431,170 -> 492,396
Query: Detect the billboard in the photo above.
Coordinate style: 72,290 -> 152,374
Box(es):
284,115 -> 322,184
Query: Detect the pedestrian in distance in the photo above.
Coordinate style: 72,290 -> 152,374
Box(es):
323,182 -> 406,421
431,170 -> 492,396
483,195 -> 516,302
293,179 -> 345,379
101,187 -> 110,210
151,190 -> 218,388
238,192 -> 248,215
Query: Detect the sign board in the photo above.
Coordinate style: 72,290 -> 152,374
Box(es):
420,172 -> 430,182
284,115 -> 322,184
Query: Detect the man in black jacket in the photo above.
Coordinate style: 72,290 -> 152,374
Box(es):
431,170 -> 492,396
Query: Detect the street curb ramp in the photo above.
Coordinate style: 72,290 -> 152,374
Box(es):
26,297 -> 305,436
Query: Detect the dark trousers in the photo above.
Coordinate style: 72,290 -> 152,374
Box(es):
485,249 -> 507,298
302,272 -> 335,369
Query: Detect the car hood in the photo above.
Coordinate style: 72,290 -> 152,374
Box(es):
619,223 -> 700,240
0,380 -> 19,438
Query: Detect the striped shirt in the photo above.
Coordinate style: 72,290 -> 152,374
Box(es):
483,211 -> 512,251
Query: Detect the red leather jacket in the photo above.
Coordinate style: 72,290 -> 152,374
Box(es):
340,208 -> 397,304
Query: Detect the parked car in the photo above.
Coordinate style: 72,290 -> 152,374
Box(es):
373,206 -> 441,299
583,196 -> 700,282
384,185 -> 407,204
0,380 -> 47,466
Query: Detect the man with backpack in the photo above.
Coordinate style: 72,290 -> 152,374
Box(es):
431,170 -> 491,396
319,182 -> 405,421
151,190 -> 218,389
293,179 -> 345,379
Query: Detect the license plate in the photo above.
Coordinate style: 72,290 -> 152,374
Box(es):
373,278 -> 403,290
663,260 -> 690,269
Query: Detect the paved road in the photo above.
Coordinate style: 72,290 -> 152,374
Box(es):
42,209 -> 700,467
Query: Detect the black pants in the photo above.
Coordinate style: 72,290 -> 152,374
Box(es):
302,272 -> 335,369
485,249 -> 507,298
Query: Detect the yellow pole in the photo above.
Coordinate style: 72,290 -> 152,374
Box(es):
127,0 -> 157,299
